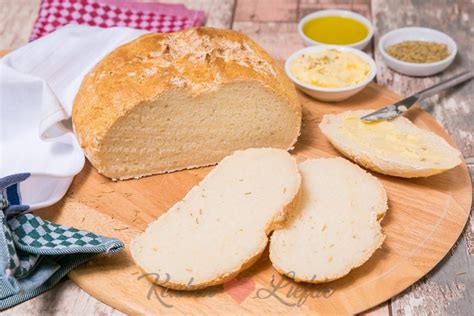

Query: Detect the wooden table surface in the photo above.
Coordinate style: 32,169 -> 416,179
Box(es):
1,0 -> 472,315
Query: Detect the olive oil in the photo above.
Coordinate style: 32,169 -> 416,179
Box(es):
303,16 -> 368,45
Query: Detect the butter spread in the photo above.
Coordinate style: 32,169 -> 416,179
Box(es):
341,115 -> 444,165
291,49 -> 370,88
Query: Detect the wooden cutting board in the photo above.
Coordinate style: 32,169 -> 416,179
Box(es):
35,83 -> 472,315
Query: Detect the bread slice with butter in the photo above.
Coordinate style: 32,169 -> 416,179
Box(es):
270,157 -> 387,283
131,148 -> 301,290
72,27 -> 301,180
320,110 -> 462,178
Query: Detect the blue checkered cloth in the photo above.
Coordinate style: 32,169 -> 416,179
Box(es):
0,173 -> 124,310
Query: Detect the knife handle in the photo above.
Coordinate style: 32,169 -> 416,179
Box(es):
415,71 -> 474,100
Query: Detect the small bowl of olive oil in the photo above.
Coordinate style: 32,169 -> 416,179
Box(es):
298,9 -> 374,50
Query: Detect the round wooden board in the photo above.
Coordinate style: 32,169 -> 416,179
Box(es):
36,83 -> 472,315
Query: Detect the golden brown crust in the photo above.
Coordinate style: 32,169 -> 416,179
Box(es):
72,27 -> 301,164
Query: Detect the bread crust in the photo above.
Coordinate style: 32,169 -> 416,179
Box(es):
319,110 -> 462,178
72,27 -> 301,175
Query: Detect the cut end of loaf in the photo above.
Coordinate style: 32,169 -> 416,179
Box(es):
90,82 -> 301,180
72,27 -> 302,180
270,157 -> 388,283
131,148 -> 301,290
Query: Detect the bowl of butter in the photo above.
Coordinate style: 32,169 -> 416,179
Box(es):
285,45 -> 377,102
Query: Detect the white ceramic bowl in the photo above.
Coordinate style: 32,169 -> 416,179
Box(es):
298,9 -> 374,50
379,27 -> 457,77
285,45 -> 377,102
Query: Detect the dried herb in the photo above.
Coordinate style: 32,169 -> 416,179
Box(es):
386,40 -> 449,63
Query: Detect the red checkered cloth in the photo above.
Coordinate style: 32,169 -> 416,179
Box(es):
30,0 -> 205,41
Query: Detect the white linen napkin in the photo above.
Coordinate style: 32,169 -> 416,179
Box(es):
0,25 -> 148,210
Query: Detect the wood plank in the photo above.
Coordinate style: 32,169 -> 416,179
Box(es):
232,0 -> 300,60
360,303 -> 391,316
371,1 -> 473,315
2,279 -> 124,316
0,0 -> 40,50
234,0 -> 298,22
298,0 -> 371,20
232,21 -> 304,60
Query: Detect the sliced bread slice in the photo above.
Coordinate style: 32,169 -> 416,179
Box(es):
319,110 -> 462,178
131,148 -> 301,290
270,157 -> 387,283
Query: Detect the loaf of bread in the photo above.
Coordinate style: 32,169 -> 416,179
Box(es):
72,27 -> 301,180
270,157 -> 387,283
131,148 -> 301,290
320,110 -> 462,178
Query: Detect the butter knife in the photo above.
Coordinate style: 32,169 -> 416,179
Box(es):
361,71 -> 474,122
